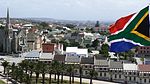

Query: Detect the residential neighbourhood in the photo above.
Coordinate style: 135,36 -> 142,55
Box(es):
0,1 -> 150,84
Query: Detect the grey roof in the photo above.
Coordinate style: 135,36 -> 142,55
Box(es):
25,50 -> 40,58
109,61 -> 123,69
65,55 -> 80,63
81,57 -> 94,64
94,54 -> 107,60
54,55 -> 66,62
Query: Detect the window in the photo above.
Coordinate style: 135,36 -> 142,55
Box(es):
129,77 -> 131,81
104,73 -> 106,77
75,70 -> 78,73
144,79 -> 146,83
115,74 -> 117,78
85,71 -> 88,75
144,73 -> 147,76
134,77 -> 136,81
129,72 -> 131,75
134,72 -> 136,75
119,75 -> 121,78
100,72 -> 102,76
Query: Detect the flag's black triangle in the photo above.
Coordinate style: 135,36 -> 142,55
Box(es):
135,14 -> 149,37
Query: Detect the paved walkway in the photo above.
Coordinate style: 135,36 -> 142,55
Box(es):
38,74 -> 119,84
0,74 -> 12,84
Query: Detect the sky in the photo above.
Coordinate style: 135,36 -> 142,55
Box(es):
0,0 -> 149,21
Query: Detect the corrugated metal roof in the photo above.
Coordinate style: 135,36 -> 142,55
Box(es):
123,63 -> 137,71
81,57 -> 94,64
109,61 -> 123,69
25,50 -> 40,58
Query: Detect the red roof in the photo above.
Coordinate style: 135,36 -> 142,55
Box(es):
138,64 -> 150,72
42,43 -> 55,53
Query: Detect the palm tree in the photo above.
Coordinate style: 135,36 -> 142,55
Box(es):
51,60 -> 61,84
79,65 -> 83,84
13,66 -> 19,81
10,62 -> 16,79
60,62 -> 66,83
40,62 -> 47,84
51,61 -> 57,81
18,67 -> 24,83
34,62 -> 41,84
28,62 -> 34,82
18,60 -> 29,74
67,64 -> 74,84
71,64 -> 75,83
1,61 -> 9,75
47,64 -> 52,84
88,67 -> 98,84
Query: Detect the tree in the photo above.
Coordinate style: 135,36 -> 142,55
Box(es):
100,44 -> 109,57
88,68 -> 98,84
79,65 -> 83,84
34,62 -> 40,84
47,63 -> 52,84
40,22 -> 49,29
65,24 -> 76,29
51,60 -> 61,84
71,64 -> 75,83
1,61 -> 9,74
91,39 -> 100,49
10,62 -> 16,79
40,62 -> 47,84
60,62 -> 66,83
67,64 -> 74,84
28,62 -> 34,82
140,56 -> 145,64
70,41 -> 80,47
18,60 -> 29,74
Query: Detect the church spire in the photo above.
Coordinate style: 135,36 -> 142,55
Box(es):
6,8 -> 10,29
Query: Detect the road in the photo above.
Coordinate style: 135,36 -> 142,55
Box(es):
37,74 -> 119,84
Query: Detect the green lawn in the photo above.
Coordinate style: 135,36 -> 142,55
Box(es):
31,78 -> 88,84
0,80 -> 6,84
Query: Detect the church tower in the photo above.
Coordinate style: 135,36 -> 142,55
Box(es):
3,8 -> 12,53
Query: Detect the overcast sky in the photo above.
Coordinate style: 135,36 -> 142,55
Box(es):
0,0 -> 149,21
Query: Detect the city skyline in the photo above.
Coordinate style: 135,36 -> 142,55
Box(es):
0,0 -> 149,21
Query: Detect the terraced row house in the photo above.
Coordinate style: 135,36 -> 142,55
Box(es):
24,44 -> 150,84
78,56 -> 150,84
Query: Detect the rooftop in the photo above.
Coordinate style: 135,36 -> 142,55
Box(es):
81,57 -> 94,64
25,50 -> 40,58
123,63 -> 137,71
138,64 -> 150,72
109,61 -> 123,69
54,55 -> 66,62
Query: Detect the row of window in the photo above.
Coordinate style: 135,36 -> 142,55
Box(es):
139,51 -> 150,53
140,47 -> 150,49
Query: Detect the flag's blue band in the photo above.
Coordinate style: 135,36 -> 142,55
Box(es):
109,41 -> 138,52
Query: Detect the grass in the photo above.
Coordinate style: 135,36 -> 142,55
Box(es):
0,80 -> 6,84
31,78 -> 88,84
